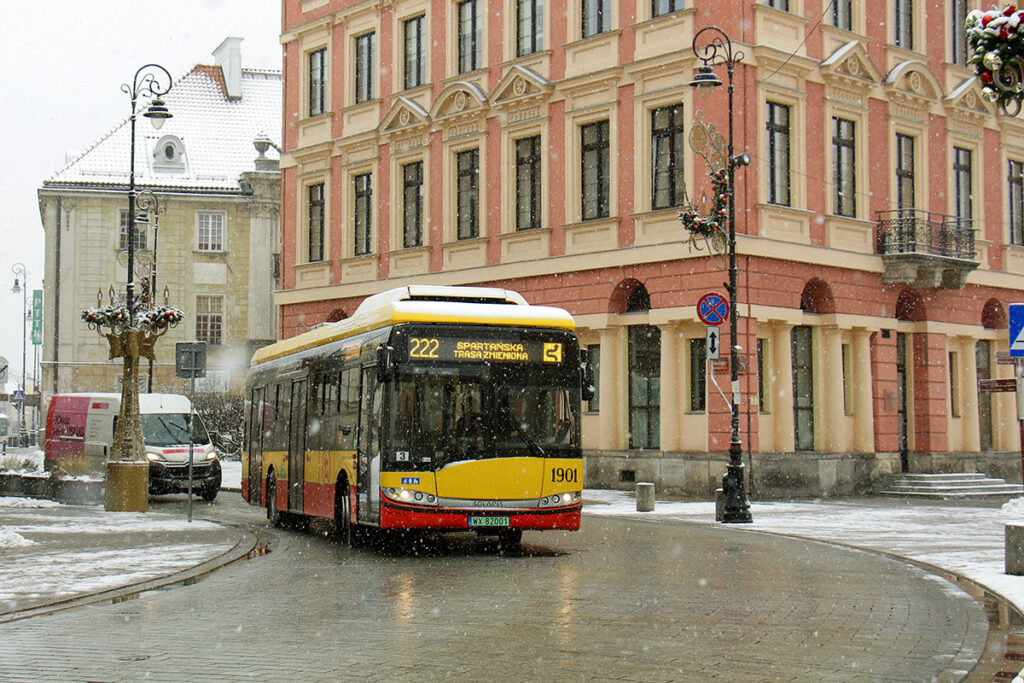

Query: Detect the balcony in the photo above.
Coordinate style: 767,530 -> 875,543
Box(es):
876,209 -> 979,289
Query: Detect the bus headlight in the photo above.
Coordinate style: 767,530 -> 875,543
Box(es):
540,492 -> 581,507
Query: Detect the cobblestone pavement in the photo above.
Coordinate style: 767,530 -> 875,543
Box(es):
0,495 -> 988,682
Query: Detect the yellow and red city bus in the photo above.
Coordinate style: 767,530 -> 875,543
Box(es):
243,285 -> 593,545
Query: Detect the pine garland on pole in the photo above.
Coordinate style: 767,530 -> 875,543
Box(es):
679,168 -> 730,238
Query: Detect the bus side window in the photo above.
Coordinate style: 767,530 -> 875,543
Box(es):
337,368 -> 359,449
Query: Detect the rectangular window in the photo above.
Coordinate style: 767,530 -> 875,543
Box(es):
582,0 -> 611,37
404,16 -> 425,90
689,338 -> 707,412
832,0 -> 852,30
308,48 -> 326,116
896,133 -> 915,211
766,0 -> 789,10
952,0 -> 968,65
197,211 -> 225,252
402,161 -> 423,248
196,295 -> 223,346
652,104 -> 686,210
353,173 -> 373,256
458,0 -> 483,74
516,136 -> 542,230
757,338 -> 770,413
954,146 -> 973,223
1010,160 -> 1024,245
895,0 -> 913,49
517,0 -> 543,56
629,325 -> 661,449
355,33 -> 375,104
833,117 -> 856,217
118,209 -> 147,251
949,351 -> 961,417
456,148 -> 480,239
587,344 -> 600,412
766,102 -> 791,206
307,183 -> 325,263
651,0 -> 684,17
581,120 -> 610,220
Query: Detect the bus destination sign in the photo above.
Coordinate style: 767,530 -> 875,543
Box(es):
406,336 -> 563,364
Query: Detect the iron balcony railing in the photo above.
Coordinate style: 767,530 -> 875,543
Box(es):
876,209 -> 976,261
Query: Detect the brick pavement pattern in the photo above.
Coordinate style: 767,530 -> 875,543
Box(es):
0,500 -> 988,682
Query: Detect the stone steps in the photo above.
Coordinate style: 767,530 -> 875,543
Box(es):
881,472 -> 1023,499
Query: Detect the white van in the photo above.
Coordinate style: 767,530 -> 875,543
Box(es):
44,393 -> 222,500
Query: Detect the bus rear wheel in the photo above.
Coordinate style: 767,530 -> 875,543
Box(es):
266,476 -> 281,528
333,479 -> 352,546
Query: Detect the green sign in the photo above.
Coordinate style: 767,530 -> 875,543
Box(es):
31,290 -> 42,345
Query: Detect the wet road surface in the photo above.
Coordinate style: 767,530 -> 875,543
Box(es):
0,493 -> 988,681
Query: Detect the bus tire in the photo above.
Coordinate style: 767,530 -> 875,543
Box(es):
266,475 -> 281,528
333,477 -> 352,546
498,529 -> 522,549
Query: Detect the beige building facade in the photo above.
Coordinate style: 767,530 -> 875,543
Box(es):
37,39 -> 282,403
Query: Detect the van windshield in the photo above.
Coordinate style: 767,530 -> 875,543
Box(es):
140,413 -> 210,447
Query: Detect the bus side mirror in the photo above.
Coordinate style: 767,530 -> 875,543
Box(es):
580,349 -> 595,402
376,345 -> 395,382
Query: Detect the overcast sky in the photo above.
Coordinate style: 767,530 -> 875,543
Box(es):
0,0 -> 282,391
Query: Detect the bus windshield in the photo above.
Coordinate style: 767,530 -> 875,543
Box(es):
388,368 -> 579,469
141,413 -> 211,447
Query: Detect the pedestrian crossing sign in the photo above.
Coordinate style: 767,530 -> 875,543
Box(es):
1010,303 -> 1024,357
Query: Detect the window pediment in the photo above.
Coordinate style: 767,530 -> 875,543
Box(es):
379,97 -> 431,136
821,40 -> 882,89
489,65 -> 552,109
885,60 -> 942,106
944,78 -> 996,126
430,81 -> 489,124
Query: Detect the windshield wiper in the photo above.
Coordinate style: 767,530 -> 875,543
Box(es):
500,409 -> 545,458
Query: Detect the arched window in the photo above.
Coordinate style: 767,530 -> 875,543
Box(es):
982,298 -> 1006,329
895,289 -> 925,322
800,278 -> 835,314
152,135 -> 186,173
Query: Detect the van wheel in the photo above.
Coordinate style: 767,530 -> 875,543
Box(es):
266,477 -> 281,527
333,479 -> 352,547
200,489 -> 218,502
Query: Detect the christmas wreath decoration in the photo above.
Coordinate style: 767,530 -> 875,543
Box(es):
967,5 -> 1024,113
82,304 -> 183,334
679,168 -> 729,237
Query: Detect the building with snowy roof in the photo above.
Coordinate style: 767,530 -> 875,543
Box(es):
37,38 -> 282,401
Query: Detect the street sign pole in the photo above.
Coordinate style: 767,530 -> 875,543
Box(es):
176,342 -> 207,523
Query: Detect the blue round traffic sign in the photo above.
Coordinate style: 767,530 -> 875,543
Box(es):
697,292 -> 729,326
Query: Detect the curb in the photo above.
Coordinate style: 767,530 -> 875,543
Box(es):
0,523 -> 264,624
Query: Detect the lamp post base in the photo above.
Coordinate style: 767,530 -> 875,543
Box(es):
105,460 -> 149,512
721,443 -> 752,524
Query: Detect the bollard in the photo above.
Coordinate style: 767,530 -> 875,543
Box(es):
715,488 -> 725,522
636,482 -> 655,512
1007,523 -> 1024,575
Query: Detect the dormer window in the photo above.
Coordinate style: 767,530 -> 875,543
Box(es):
152,135 -> 186,173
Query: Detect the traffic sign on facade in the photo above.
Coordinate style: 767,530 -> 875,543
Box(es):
1010,303 -> 1024,357
706,326 -> 721,360
697,292 -> 729,327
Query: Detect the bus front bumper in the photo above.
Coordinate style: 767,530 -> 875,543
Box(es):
379,498 -> 581,531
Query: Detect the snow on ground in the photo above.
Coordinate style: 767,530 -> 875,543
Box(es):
584,489 -> 1024,616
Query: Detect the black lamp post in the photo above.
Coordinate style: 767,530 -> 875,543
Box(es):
10,263 -> 27,446
135,189 -> 161,393
690,26 -> 752,523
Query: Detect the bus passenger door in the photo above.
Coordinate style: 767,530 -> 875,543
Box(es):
288,379 -> 308,514
248,387 -> 265,504
357,366 -> 381,524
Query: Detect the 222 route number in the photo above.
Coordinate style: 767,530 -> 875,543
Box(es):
410,337 -> 440,359
551,467 -> 578,483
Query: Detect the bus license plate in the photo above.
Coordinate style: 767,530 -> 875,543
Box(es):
469,516 -> 509,528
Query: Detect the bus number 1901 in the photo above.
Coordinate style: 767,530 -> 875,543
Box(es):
551,467 -> 578,483
409,337 -> 440,359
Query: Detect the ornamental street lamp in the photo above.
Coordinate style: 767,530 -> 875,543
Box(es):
81,65 -> 178,512
10,263 -> 27,446
690,26 -> 753,523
